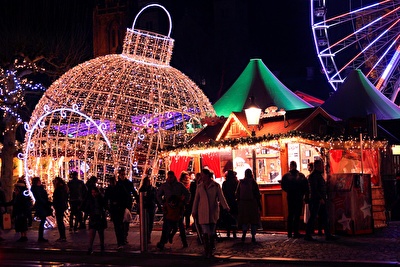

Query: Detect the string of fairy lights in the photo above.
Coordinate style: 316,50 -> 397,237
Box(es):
165,130 -> 388,157
0,58 -> 46,136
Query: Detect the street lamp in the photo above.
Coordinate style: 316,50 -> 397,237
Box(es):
244,96 -> 261,180
244,96 -> 262,137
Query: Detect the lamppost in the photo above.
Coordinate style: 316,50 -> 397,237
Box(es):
244,96 -> 261,178
244,96 -> 286,181
244,96 -> 262,137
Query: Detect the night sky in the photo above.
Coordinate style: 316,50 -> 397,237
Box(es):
0,0 -> 333,103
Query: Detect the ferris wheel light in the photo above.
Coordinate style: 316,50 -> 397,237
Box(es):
321,67 -> 334,74
311,0 -> 400,99
317,38 -> 328,46
376,44 -> 400,89
314,7 -> 327,17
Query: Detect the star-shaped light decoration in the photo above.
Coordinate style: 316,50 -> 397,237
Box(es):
338,213 -> 352,231
360,200 -> 372,218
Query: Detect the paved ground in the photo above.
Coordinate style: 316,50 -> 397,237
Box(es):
1,218 -> 400,266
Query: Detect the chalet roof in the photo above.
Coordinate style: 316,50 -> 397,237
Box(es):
213,59 -> 313,117
232,110 -> 308,136
294,90 -> 325,107
321,69 -> 400,120
188,117 -> 227,144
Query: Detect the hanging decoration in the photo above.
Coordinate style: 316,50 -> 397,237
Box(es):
24,4 -> 215,185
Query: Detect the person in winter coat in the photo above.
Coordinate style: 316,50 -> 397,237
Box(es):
116,168 -> 139,245
104,176 -> 125,250
82,176 -> 98,228
222,170 -> 239,239
189,172 -> 203,243
281,161 -> 309,238
161,194 -> 184,247
192,168 -> 229,258
236,168 -> 261,243
0,180 -> 6,241
304,159 -> 337,241
67,171 -> 87,232
52,177 -> 69,242
85,187 -> 107,255
31,177 -> 52,242
138,175 -> 157,243
156,170 -> 190,250
10,182 -> 32,242
179,171 -> 192,235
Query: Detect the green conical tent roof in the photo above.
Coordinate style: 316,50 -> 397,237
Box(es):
213,59 -> 313,117
322,69 -> 400,120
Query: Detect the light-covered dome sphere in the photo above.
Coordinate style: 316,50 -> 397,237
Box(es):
24,4 -> 215,184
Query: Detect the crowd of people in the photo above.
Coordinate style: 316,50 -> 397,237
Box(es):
0,159 -> 335,258
0,168 -> 141,254
0,167 -> 261,258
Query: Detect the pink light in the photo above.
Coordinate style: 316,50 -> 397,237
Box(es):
376,44 -> 400,89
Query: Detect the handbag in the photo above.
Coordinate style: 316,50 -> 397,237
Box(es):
221,209 -> 237,229
123,208 -> 132,223
2,212 -> 12,230
303,203 -> 310,224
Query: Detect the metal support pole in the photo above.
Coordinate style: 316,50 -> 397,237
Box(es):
140,191 -> 148,252
252,148 -> 257,181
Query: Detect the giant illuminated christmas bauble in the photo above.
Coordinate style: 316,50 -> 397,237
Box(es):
24,4 -> 215,184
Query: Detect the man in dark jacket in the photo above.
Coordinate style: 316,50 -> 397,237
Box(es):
31,177 -> 51,242
304,159 -> 336,241
104,176 -> 126,249
52,177 -> 69,242
281,161 -> 309,238
67,171 -> 87,232
116,168 -> 138,245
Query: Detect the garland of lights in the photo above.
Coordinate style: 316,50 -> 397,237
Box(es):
164,130 -> 388,156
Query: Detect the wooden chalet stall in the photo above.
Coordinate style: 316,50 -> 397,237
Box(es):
163,67 -> 394,232
164,107 -> 348,230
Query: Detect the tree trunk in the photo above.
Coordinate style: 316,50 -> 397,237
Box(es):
1,116 -> 17,201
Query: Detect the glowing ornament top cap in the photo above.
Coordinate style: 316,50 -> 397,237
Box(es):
122,4 -> 174,66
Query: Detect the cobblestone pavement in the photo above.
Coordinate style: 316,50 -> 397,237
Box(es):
1,219 -> 400,265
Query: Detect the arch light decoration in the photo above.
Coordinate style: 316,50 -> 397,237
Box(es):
25,4 -> 216,185
20,104 -> 112,201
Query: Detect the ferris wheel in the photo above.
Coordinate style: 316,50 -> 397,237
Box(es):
311,0 -> 400,102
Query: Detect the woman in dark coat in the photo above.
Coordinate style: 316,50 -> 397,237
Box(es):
52,177 -> 69,242
138,175 -> 157,243
222,170 -> 239,238
85,187 -> 107,254
236,169 -> 261,243
31,177 -> 52,242
11,182 -> 32,242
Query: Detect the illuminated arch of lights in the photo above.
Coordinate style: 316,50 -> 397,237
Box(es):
20,104 -> 112,201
